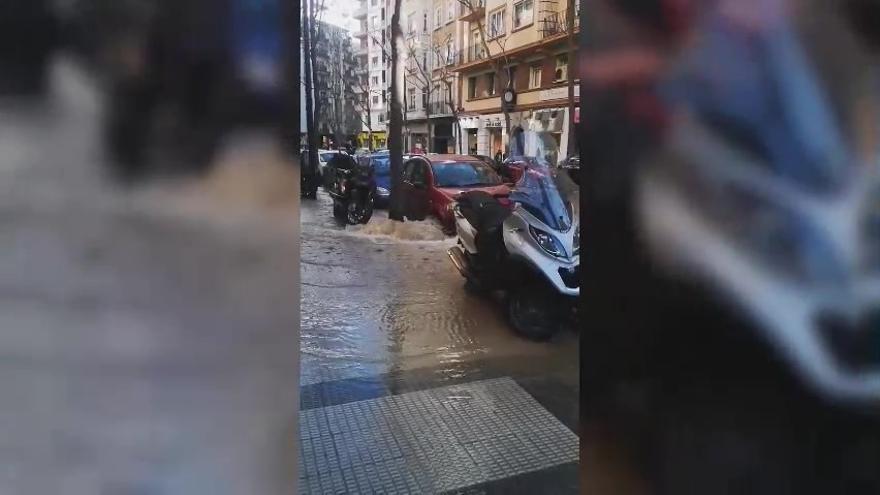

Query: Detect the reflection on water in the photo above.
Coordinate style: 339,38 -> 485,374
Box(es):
299,193 -> 574,387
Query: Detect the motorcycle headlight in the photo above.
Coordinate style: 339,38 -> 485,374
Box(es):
529,225 -> 566,258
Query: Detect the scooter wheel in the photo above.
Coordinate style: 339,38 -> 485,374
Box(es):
507,289 -> 557,341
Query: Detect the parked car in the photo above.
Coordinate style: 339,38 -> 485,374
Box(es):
499,156 -> 544,183
368,153 -> 391,207
316,149 -> 341,180
558,155 -> 580,186
399,154 -> 511,232
471,154 -> 498,171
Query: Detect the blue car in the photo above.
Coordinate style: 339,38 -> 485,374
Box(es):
369,153 -> 391,207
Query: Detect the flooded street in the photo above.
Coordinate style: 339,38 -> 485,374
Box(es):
300,193 -> 578,387
299,193 -> 579,493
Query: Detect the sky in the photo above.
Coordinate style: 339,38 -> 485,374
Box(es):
315,0 -> 361,34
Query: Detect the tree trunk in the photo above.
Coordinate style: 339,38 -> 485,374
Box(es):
566,0 -> 576,161
303,0 -> 319,174
310,0 -> 323,148
387,0 -> 405,221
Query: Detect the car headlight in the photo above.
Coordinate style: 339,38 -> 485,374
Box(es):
376,186 -> 389,195
573,226 -> 579,256
529,225 -> 566,258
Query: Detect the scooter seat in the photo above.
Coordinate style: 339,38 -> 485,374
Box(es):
457,191 -> 510,232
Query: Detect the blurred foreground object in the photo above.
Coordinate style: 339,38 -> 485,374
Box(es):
0,0 -> 59,95
68,0 -> 287,180
581,0 -> 880,493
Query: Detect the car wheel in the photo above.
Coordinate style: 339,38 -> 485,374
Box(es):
507,288 -> 557,341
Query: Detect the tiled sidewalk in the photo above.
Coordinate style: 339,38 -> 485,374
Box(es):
299,377 -> 579,494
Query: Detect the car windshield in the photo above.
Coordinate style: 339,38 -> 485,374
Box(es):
320,152 -> 337,162
431,162 -> 503,187
510,166 -> 577,231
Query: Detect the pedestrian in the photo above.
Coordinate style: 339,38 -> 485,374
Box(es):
494,149 -> 503,166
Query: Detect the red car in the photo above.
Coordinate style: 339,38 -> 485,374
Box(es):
399,154 -> 511,231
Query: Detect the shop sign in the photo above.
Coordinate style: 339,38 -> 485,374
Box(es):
484,118 -> 503,128
540,85 -> 580,101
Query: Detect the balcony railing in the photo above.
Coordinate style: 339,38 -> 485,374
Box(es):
458,0 -> 485,22
429,101 -> 453,115
540,11 -> 579,39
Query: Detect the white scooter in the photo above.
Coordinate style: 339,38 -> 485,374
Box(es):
447,162 -> 579,340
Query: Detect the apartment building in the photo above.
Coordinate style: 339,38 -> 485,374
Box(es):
453,0 -> 579,162
301,20 -> 361,147
353,0 -> 390,149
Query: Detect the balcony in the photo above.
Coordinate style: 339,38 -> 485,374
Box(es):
467,46 -> 486,63
353,6 -> 367,19
354,29 -> 369,39
539,11 -> 579,39
458,0 -> 485,22
429,100 -> 454,116
354,45 -> 369,57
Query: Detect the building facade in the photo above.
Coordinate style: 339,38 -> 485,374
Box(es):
302,20 -> 361,148
353,0 -> 389,149
453,0 -> 579,162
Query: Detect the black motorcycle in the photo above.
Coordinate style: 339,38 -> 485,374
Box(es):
300,149 -> 319,199
324,153 -> 375,225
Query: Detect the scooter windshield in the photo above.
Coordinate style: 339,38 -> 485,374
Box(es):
510,166 -> 576,232
507,130 -> 576,231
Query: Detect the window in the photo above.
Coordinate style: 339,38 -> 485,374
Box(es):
382,90 -> 386,102
408,88 -> 416,110
446,40 -> 454,65
513,0 -> 533,29
378,112 -> 384,121
435,8 -> 442,28
422,53 -> 427,70
372,75 -> 379,85
488,9 -> 505,38
372,56 -> 378,65
373,95 -> 379,105
486,73 -> 496,96
529,64 -> 542,89
372,0 -> 377,5
447,0 -> 454,22
470,30 -> 483,61
468,76 -> 477,99
555,54 -> 568,82
382,70 -> 386,83
371,15 -> 378,28
407,13 -> 415,34
423,13 -> 427,31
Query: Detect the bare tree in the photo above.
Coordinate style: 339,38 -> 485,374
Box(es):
387,0 -> 405,221
457,0 -> 515,154
431,33 -> 462,153
302,0 -> 319,174
405,36 -> 434,152
352,70 -> 376,151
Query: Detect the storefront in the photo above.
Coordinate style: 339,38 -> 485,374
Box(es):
356,131 -> 387,150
